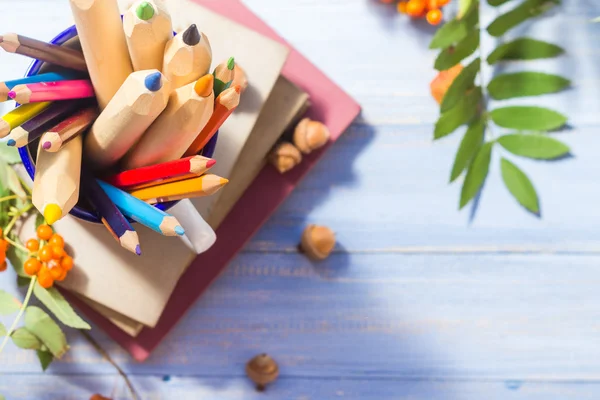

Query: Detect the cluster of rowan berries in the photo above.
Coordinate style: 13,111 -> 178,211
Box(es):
23,224 -> 73,289
0,228 -> 10,273
380,0 -> 449,25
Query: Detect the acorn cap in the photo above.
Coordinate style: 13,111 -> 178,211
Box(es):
246,353 -> 279,390
268,142 -> 302,174
293,118 -> 331,154
300,224 -> 336,260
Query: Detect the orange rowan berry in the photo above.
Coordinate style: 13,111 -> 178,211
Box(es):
61,255 -> 74,271
427,9 -> 443,25
24,258 -> 41,276
55,268 -> 68,282
26,238 -> 40,252
37,268 -> 54,289
0,240 -> 8,253
48,234 -> 64,249
427,0 -> 441,9
406,0 -> 426,16
438,0 -> 450,5
50,245 -> 65,259
397,1 -> 408,13
48,261 -> 64,281
39,245 -> 53,262
37,224 -> 53,241
0,262 -> 6,272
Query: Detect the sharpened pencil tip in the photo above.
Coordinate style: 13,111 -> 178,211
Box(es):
194,74 -> 213,97
136,1 -> 155,20
7,91 -> 15,99
207,159 -> 216,168
7,139 -> 15,147
42,141 -> 51,150
182,24 -> 201,46
220,178 -> 229,186
144,71 -> 163,92
135,245 -> 142,256
44,204 -> 62,225
233,85 -> 242,94
175,226 -> 185,236
227,57 -> 235,70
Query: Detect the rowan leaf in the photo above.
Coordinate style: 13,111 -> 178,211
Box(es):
501,158 -> 540,213
497,133 -> 570,159
490,106 -> 567,131
7,240 -> 28,278
487,0 -> 560,37
450,119 -> 485,182
488,0 -> 514,5
33,285 -> 91,330
488,72 -> 570,100
11,327 -> 42,350
0,290 -> 21,315
36,350 -> 54,371
0,145 -> 22,165
434,32 -> 480,71
435,87 -> 482,139
430,20 -> 469,49
441,58 -> 481,112
460,141 -> 493,209
24,306 -> 69,359
487,38 -> 565,64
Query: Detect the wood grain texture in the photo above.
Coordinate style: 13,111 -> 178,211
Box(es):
2,0 -> 600,398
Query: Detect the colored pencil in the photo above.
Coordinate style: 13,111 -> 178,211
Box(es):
3,100 -> 81,148
0,33 -> 87,72
163,24 -> 212,89
184,85 -> 241,157
104,155 -> 216,190
40,106 -> 98,152
128,174 -> 229,204
213,57 -> 235,97
81,165 -> 141,255
84,70 -> 170,170
0,102 -> 51,138
123,74 -> 214,169
8,80 -> 95,104
97,180 -> 185,237
32,135 -> 82,225
0,71 -> 81,102
124,0 -> 173,71
69,0 -> 134,109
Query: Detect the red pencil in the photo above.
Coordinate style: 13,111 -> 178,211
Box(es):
106,155 -> 216,190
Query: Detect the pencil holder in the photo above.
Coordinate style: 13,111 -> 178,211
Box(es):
18,24 -> 219,224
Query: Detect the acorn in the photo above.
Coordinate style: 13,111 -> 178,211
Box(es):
300,224 -> 336,260
246,353 -> 279,391
293,118 -> 331,154
268,142 -> 302,174
232,64 -> 249,93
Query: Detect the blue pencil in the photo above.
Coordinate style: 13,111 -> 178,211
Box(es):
0,71 -> 81,102
97,180 -> 185,237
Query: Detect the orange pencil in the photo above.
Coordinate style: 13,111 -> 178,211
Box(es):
184,85 -> 241,157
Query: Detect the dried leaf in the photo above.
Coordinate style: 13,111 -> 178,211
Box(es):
34,286 -> 91,330
488,72 -> 570,100
487,0 -> 559,37
434,32 -> 480,71
24,306 -> 69,359
0,290 -> 21,315
450,119 -> 485,182
487,38 -> 564,64
501,158 -> 540,213
36,349 -> 54,371
441,58 -> 481,112
435,87 -> 482,139
497,133 -> 570,159
460,141 -> 493,209
490,106 -> 567,131
11,327 -> 42,350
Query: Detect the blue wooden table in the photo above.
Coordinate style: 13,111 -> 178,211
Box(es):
2,0 -> 600,398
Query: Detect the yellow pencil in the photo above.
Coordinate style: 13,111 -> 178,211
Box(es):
0,102 -> 51,137
128,174 -> 228,204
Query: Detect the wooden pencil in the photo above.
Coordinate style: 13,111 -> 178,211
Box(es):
213,57 -> 235,97
8,80 -> 95,104
163,24 -> 212,89
3,100 -> 82,148
84,70 -> 170,170
0,71 -> 81,102
81,165 -> 141,255
0,33 -> 87,72
122,74 -> 214,170
104,155 -> 216,190
40,106 -> 98,152
0,102 -> 51,138
97,180 -> 185,236
69,0 -> 134,110
184,85 -> 241,157
32,135 -> 82,225
124,0 -> 173,71
128,174 -> 229,204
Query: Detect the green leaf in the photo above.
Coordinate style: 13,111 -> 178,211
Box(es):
460,141 -> 493,209
441,58 -> 481,112
450,119 -> 485,182
497,133 -> 570,159
5,165 -> 28,208
488,72 -> 570,100
0,290 -> 21,315
0,394 -> 5,400
24,306 -> 69,359
488,0 -> 514,5
34,285 -> 91,330
434,32 -> 480,71
35,212 -> 46,228
501,158 -> 540,213
490,106 -> 567,131
36,350 -> 54,371
458,0 -> 474,18
435,87 -> 482,139
7,241 -> 28,278
430,20 -> 469,50
0,145 -> 22,165
0,321 -> 6,336
11,327 -> 42,349
0,156 -> 7,193
487,38 -> 564,64
487,0 -> 559,37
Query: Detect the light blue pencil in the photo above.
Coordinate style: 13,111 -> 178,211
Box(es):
97,180 -> 185,237
0,71 -> 81,102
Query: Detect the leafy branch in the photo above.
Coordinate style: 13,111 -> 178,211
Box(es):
430,0 -> 569,215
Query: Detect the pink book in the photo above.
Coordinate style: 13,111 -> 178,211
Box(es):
66,0 -> 361,361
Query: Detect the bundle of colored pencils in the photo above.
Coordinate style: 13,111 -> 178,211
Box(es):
0,0 -> 242,255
